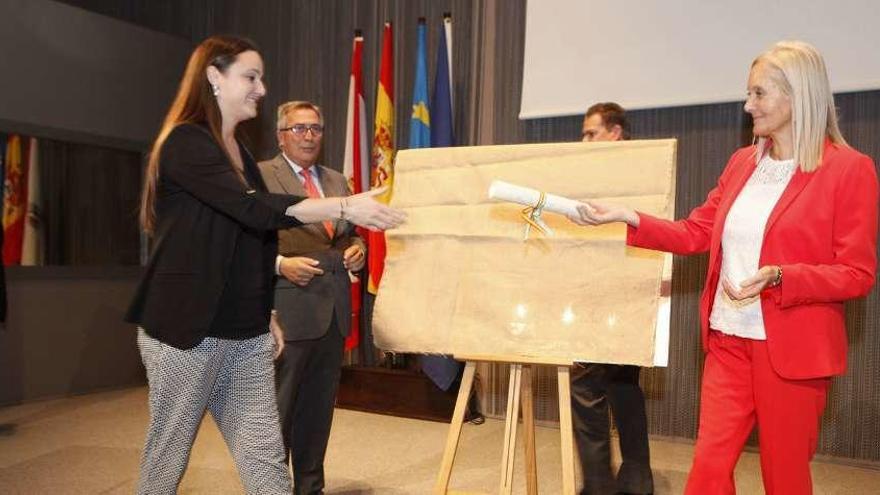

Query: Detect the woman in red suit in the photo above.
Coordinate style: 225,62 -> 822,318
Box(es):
570,40 -> 878,494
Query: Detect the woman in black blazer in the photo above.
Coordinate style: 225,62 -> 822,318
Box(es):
126,36 -> 403,495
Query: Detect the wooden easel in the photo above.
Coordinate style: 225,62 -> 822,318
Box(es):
434,355 -> 576,495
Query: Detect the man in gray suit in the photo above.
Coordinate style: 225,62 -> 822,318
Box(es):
259,100 -> 365,495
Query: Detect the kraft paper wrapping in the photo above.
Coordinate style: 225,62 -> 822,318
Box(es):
373,139 -> 677,366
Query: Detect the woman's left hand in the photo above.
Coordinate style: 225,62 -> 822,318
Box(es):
722,265 -> 780,301
270,312 -> 285,359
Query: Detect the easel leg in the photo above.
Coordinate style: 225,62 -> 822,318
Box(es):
499,364 -> 523,494
521,365 -> 538,495
557,366 -> 576,495
434,361 -> 477,495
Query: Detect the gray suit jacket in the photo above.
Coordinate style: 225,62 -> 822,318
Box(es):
258,154 -> 365,341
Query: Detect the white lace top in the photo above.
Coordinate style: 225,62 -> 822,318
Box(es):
709,154 -> 796,340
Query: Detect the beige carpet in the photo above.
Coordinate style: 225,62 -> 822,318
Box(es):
0,387 -> 877,494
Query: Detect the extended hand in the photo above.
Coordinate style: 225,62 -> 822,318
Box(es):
568,201 -> 640,227
345,187 -> 407,231
343,244 -> 366,272
279,256 -> 323,286
722,266 -> 780,301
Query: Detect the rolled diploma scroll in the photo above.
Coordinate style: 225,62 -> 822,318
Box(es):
487,180 -> 581,217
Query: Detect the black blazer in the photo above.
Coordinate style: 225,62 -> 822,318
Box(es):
125,123 -> 305,349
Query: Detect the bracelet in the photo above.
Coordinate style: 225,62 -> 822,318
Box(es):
340,197 -> 349,221
770,266 -> 783,287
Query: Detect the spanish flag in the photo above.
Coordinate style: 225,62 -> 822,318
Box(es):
367,22 -> 395,294
3,135 -> 29,266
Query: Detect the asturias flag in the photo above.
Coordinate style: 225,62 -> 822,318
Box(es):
409,18 -> 430,149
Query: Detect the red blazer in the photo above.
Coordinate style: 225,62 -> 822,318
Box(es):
628,140 -> 878,379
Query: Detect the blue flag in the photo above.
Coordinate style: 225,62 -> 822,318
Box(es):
409,21 -> 430,149
422,16 -> 462,392
430,21 -> 454,148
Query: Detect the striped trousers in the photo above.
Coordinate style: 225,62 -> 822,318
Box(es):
137,329 -> 291,494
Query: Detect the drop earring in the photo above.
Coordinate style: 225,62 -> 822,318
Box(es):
211,84 -> 220,96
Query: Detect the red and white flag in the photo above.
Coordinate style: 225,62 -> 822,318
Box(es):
342,30 -> 368,350
22,137 -> 43,266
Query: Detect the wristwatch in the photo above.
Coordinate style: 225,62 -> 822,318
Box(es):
770,266 -> 783,287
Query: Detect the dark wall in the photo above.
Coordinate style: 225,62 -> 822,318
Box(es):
38,139 -> 143,266
0,0 -> 191,150
56,0 -> 478,162
0,267 -> 144,406
216,0 -> 477,164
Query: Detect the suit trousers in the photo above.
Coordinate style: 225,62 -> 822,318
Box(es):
685,331 -> 829,495
275,321 -> 345,495
571,363 -> 653,495
136,329 -> 290,495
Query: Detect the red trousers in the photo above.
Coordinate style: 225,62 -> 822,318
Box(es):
685,331 -> 830,495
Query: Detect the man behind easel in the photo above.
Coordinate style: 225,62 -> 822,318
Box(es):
573,102 -> 654,495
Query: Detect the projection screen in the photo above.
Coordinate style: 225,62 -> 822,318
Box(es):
521,0 -> 880,119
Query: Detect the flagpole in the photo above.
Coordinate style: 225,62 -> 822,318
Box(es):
443,13 -> 453,110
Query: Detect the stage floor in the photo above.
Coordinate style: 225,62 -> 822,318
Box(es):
0,387 -> 877,494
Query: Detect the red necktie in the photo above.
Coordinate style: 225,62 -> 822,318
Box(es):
300,169 -> 334,237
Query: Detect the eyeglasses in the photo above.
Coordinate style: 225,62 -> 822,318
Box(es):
280,124 -> 324,136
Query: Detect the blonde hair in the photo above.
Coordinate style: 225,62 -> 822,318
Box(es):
752,40 -> 847,172
276,100 -> 323,129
